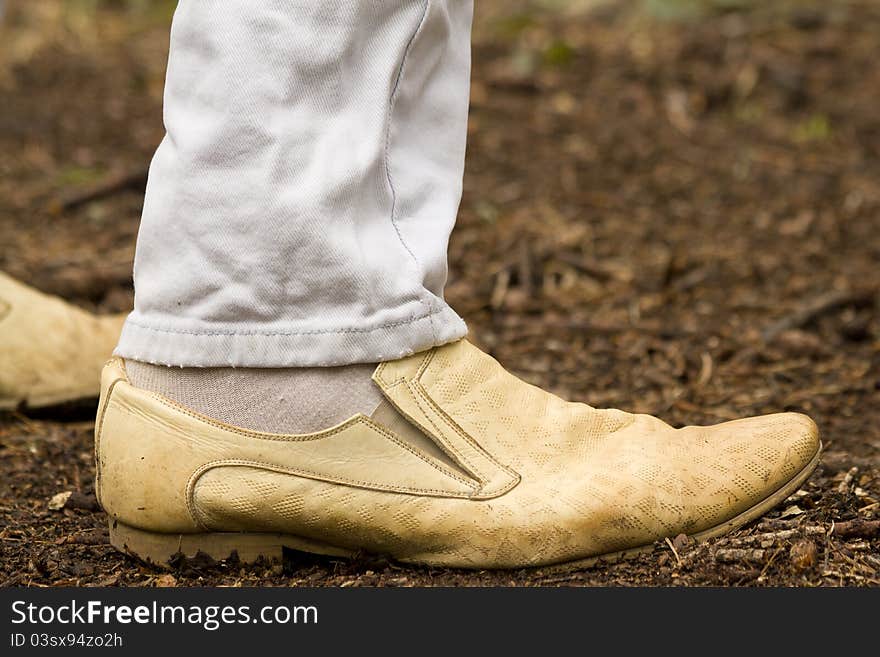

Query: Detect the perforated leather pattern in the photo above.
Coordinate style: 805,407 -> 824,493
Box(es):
191,340 -> 819,567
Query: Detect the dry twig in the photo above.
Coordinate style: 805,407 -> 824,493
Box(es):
762,288 -> 876,342
48,167 -> 149,214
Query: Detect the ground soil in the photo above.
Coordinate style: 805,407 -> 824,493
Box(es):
0,0 -> 878,586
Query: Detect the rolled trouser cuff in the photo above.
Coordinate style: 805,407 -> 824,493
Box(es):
114,304 -> 468,367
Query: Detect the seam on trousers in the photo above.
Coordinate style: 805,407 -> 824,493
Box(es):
384,0 -> 437,344
123,307 -> 449,336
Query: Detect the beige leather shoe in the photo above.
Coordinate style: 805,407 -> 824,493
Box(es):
0,272 -> 126,411
96,339 -> 821,569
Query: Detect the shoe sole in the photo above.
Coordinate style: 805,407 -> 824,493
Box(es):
109,441 -> 822,572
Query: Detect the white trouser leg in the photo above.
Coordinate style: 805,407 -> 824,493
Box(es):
116,0 -> 472,367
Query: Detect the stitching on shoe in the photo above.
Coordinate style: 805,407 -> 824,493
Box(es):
373,361 -> 390,387
186,458 -> 477,529
127,389 -> 478,488
406,380 -> 486,483
411,364 -> 521,487
112,386 -> 478,507
373,347 -> 433,388
373,371 -> 492,492
415,346 -> 436,378
365,416 -> 476,487
146,391 -> 372,442
374,343 -> 520,496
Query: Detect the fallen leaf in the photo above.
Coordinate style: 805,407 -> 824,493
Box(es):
47,491 -> 72,511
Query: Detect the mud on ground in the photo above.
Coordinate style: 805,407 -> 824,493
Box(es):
0,1 -> 878,586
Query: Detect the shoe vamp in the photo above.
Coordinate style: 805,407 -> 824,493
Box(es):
417,341 -> 801,519
415,339 -> 636,470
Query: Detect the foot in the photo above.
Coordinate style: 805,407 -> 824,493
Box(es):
95,339 -> 821,569
0,272 -> 125,411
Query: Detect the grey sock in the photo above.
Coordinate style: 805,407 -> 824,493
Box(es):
124,360 -> 383,434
